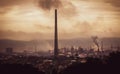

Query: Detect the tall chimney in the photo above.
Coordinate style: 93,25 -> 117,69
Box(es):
54,9 -> 58,59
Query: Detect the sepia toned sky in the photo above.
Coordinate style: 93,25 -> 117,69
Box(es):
0,0 -> 120,40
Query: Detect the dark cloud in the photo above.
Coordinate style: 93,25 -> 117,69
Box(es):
0,0 -> 34,7
38,0 -> 62,10
105,0 -> 120,7
0,0 -> 24,7
82,0 -> 120,11
0,0 -> 34,15
0,0 -> 20,14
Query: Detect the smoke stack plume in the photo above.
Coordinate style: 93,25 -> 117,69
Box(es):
91,36 -> 100,52
38,0 -> 62,10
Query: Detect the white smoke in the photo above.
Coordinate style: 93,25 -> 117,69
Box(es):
91,36 -> 102,52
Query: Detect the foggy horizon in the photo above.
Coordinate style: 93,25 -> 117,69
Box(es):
0,36 -> 120,41
0,37 -> 120,52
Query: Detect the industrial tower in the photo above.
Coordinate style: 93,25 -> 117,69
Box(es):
54,9 -> 59,59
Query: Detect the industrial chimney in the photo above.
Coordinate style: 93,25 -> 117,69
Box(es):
54,9 -> 59,59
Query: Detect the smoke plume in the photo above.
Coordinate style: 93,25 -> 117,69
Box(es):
38,0 -> 62,10
91,36 -> 100,52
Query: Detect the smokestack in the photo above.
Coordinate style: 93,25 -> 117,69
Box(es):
54,9 -> 59,59
101,41 -> 104,52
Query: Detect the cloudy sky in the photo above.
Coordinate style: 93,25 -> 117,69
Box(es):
0,0 -> 120,41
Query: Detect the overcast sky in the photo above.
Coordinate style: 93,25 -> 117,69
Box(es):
0,0 -> 120,40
